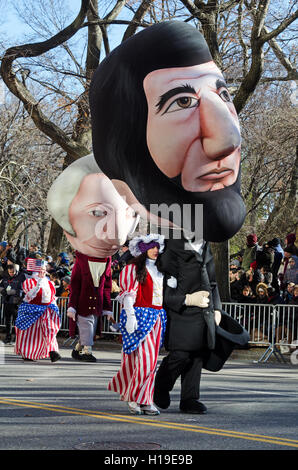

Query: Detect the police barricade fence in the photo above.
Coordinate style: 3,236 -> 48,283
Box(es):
0,296 -> 297,348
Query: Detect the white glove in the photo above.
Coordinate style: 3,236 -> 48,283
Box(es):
185,291 -> 210,308
124,295 -> 138,334
125,312 -> 138,334
215,310 -> 222,325
67,307 -> 76,321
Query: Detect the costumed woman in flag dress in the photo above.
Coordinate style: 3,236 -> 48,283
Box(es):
108,234 -> 167,416
14,258 -> 61,362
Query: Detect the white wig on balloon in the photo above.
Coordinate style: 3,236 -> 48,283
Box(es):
47,154 -> 102,237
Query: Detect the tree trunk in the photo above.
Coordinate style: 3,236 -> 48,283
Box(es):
210,240 -> 230,302
47,218 -> 64,258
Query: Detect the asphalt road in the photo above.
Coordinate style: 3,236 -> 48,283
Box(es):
0,340 -> 298,456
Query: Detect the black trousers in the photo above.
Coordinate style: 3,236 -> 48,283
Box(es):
155,350 -> 203,402
4,303 -> 18,339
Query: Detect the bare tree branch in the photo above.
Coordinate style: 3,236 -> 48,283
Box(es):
260,8 -> 298,44
122,0 -> 154,42
0,0 -> 91,159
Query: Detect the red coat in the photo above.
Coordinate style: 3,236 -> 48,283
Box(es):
68,251 -> 112,317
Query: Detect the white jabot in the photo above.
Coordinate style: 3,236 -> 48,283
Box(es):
88,261 -> 107,287
146,258 -> 163,306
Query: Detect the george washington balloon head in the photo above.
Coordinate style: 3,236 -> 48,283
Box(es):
89,21 -> 246,242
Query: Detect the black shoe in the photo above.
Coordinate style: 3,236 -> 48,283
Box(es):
71,349 -> 82,360
22,357 -> 36,362
79,353 -> 97,363
49,351 -> 61,363
179,399 -> 207,414
153,386 -> 171,409
3,337 -> 11,344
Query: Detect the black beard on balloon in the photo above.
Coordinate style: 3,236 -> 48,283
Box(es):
120,158 -> 246,242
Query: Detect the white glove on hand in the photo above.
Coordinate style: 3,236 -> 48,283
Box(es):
185,290 -> 210,308
67,308 -> 76,321
214,310 -> 222,325
123,295 -> 138,334
125,312 -> 138,334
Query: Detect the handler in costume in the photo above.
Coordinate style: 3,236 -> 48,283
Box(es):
89,21 -> 249,414
47,154 -> 140,362
67,252 -> 112,362
15,258 -> 61,362
153,234 -> 248,414
108,234 -> 167,416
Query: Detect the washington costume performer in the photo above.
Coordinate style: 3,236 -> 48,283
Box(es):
89,21 -> 249,414
47,155 -> 140,362
108,234 -> 167,416
14,259 -> 61,362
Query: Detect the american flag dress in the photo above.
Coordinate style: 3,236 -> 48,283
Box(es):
108,262 -> 166,405
15,277 -> 61,360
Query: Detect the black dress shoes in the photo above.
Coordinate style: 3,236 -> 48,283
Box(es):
153,387 -> 171,409
179,399 -> 207,414
80,353 -> 97,362
71,349 -> 82,360
49,351 -> 61,363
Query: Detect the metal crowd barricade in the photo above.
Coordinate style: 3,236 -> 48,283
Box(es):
0,296 -> 297,363
222,302 -> 298,363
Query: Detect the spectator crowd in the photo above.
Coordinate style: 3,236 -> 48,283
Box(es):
229,232 -> 298,306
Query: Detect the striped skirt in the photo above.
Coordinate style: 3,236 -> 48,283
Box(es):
15,308 -> 61,360
108,316 -> 162,405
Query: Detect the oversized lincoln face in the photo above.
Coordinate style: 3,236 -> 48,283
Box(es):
89,21 -> 246,242
144,62 -> 241,193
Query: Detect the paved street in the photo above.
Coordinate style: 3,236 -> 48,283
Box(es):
0,340 -> 298,455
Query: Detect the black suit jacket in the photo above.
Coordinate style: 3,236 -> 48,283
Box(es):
159,237 -> 221,351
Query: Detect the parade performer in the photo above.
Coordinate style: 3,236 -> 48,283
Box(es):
108,234 -> 167,416
47,155 -> 139,362
14,258 -> 61,362
153,233 -> 249,414
89,21 -> 249,414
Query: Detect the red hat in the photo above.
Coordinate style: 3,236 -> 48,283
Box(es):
246,234 -> 257,247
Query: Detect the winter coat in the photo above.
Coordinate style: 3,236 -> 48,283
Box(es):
68,251 -> 112,317
0,271 -> 26,305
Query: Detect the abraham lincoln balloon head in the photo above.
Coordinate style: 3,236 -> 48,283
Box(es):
89,21 -> 246,242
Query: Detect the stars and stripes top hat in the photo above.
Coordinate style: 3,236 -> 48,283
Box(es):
26,258 -> 47,272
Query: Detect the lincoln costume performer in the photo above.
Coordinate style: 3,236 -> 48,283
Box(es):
89,21 -> 249,413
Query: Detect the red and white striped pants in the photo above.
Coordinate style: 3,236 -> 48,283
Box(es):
108,317 -> 162,405
15,308 -> 61,360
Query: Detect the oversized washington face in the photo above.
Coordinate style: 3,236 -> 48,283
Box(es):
66,173 -> 139,258
144,61 -> 241,192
